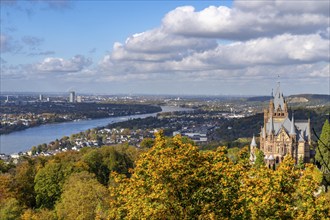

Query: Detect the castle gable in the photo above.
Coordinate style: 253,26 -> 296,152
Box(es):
295,121 -> 310,141
265,117 -> 291,136
275,127 -> 290,142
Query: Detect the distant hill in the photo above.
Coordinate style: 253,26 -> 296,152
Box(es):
247,94 -> 329,106
246,96 -> 272,102
287,94 -> 329,102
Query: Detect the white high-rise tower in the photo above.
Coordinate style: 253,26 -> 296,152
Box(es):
69,91 -> 76,103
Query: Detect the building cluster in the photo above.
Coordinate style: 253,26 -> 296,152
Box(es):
173,127 -> 209,142
0,113 -> 73,133
68,91 -> 83,103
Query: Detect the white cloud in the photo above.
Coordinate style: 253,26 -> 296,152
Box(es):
34,55 -> 92,73
97,1 -> 329,81
100,33 -> 329,76
234,0 -> 330,15
106,28 -> 217,65
162,2 -> 329,40
187,33 -> 329,69
1,55 -> 93,81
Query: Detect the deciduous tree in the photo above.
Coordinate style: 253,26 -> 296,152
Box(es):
55,172 -> 109,220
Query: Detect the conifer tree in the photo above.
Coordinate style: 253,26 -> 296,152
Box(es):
315,119 -> 330,191
254,149 -> 265,168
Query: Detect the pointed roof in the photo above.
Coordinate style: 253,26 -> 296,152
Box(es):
268,155 -> 274,160
250,135 -> 257,147
298,130 -> 305,142
261,126 -> 266,139
289,113 -> 296,135
269,116 -> 274,135
273,82 -> 285,111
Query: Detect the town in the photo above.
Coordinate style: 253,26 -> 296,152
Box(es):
1,91 -> 328,165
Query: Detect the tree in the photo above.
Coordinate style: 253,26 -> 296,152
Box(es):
254,148 -> 265,168
0,159 -> 14,173
227,147 -> 241,163
296,156 -> 305,170
83,145 -> 136,185
109,132 -> 243,219
55,172 -> 109,220
0,198 -> 22,220
239,155 -> 329,219
0,174 -> 14,204
140,138 -> 154,149
293,164 -> 329,219
315,119 -> 330,192
31,146 -> 37,155
12,160 -> 36,208
34,161 -> 70,209
83,149 -> 108,185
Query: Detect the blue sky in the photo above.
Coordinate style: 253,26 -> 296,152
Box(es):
1,0 -> 329,95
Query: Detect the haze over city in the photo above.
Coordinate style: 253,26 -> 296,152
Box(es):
1,0 -> 329,95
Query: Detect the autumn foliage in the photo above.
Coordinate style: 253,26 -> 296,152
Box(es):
0,132 -> 329,219
109,131 -> 330,219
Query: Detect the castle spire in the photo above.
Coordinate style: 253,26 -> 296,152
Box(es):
290,113 -> 296,136
251,134 -> 257,147
269,116 -> 274,135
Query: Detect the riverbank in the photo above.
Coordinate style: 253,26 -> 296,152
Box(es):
0,106 -> 192,155
0,104 -> 162,135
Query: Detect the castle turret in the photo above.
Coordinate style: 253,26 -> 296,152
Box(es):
251,135 -> 257,148
289,113 -> 296,137
269,116 -> 274,136
249,135 -> 257,163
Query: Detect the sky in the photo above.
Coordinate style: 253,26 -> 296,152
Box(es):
1,0 -> 329,96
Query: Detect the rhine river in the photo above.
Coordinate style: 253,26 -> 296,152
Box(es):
0,106 -> 191,154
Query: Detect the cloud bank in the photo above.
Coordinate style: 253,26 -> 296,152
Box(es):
96,0 -> 329,86
2,0 -> 329,94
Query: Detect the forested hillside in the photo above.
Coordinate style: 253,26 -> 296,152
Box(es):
210,107 -> 329,143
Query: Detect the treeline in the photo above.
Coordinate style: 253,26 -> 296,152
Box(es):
1,103 -> 161,116
1,132 -> 329,219
0,104 -> 161,134
0,116 -> 68,135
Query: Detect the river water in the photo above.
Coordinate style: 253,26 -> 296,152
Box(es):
0,106 -> 191,154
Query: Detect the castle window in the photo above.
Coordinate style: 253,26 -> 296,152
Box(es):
268,145 -> 272,152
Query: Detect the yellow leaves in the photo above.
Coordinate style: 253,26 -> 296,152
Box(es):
109,132 -> 330,219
